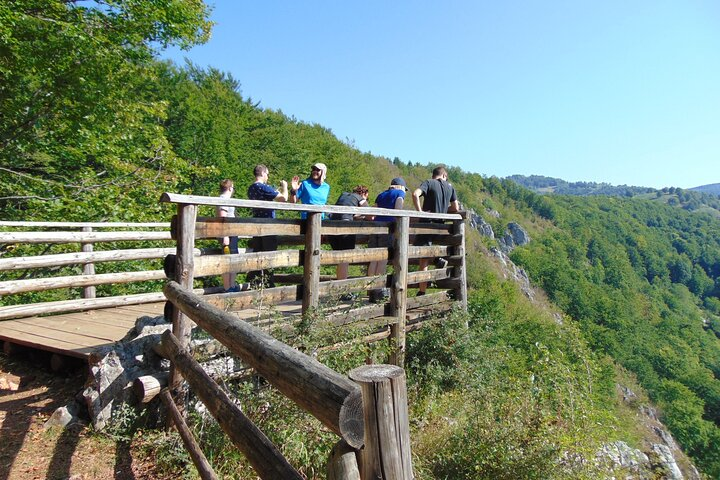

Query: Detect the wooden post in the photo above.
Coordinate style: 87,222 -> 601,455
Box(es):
170,203 -> 197,410
349,364 -> 413,480
452,218 -> 468,312
162,331 -> 303,479
303,212 -> 322,313
389,217 -> 409,367
160,389 -> 219,480
327,440 -> 361,480
81,226 -> 96,299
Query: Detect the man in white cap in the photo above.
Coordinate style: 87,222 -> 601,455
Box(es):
290,162 -> 330,219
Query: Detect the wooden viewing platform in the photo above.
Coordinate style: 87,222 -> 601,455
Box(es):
0,196 -> 466,367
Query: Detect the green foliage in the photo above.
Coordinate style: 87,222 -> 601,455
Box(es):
0,0 -> 211,220
508,192 -> 720,475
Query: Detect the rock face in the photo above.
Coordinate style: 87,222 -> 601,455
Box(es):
81,315 -> 239,430
468,210 -> 495,239
596,441 -> 649,476
489,247 -> 534,300
82,315 -> 171,430
603,384 -> 703,480
499,222 -> 531,253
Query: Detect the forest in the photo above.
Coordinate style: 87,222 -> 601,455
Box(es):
3,1 -> 720,478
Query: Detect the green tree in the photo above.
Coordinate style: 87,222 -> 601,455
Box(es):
0,0 -> 212,219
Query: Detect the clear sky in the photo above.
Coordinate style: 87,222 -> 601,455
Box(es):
162,1 -> 720,189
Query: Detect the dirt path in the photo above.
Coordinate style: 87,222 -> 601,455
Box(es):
0,352 -> 165,480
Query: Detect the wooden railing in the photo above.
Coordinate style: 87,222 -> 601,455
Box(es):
162,280 -> 414,479
0,221 -> 191,320
157,192 -> 466,479
160,192 -> 467,368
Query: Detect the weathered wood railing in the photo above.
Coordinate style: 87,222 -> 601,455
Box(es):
160,192 -> 467,369
0,221 -> 188,320
158,192 -> 466,479
162,280 -> 414,479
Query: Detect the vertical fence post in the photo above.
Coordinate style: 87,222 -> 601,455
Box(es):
389,216 -> 409,367
452,217 -> 467,313
303,212 -> 322,313
81,226 -> 96,299
349,364 -> 413,480
170,203 -> 197,410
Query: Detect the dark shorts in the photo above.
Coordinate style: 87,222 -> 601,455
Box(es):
329,234 -> 356,251
413,234 -> 433,246
249,235 -> 278,252
368,234 -> 391,248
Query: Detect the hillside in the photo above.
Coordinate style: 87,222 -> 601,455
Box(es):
509,174 -> 720,217
691,183 -> 720,197
3,2 -> 720,478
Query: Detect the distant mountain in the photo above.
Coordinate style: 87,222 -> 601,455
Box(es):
690,183 -> 720,197
506,174 -> 655,196
507,174 -> 720,216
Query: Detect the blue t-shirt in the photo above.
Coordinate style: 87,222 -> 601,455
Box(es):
374,189 -> 405,222
297,179 -> 330,219
248,182 -> 279,218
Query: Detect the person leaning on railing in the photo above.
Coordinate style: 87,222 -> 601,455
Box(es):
217,179 -> 239,292
367,177 -> 408,303
245,164 -> 289,289
329,185 -> 370,294
412,166 -> 460,296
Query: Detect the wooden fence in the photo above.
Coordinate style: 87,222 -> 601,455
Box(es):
160,193 -> 466,367
0,221 -> 192,321
158,192 -> 467,479
162,280 -> 414,479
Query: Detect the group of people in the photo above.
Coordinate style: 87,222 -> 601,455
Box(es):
217,163 -> 459,299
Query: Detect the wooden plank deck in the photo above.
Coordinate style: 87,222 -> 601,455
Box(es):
0,293 -> 452,360
0,303 -> 165,359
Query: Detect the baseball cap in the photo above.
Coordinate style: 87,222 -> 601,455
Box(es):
391,177 -> 408,191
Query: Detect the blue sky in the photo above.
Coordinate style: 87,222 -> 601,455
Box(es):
162,1 -> 720,189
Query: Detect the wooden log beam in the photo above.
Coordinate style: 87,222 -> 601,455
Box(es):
161,192 -> 462,222
349,365 -> 413,479
406,268 -> 450,286
134,373 -> 170,403
0,248 -> 193,272
303,213 -> 322,312
202,285 -> 301,312
194,217 -> 303,239
0,269 -> 166,295
170,203 -> 197,409
81,226 -> 95,299
407,245 -> 449,260
0,286 -> 220,322
320,248 -> 388,265
160,389 -> 220,480
453,219 -> 468,312
163,281 -> 365,449
0,231 -> 172,244
164,250 -> 302,278
272,273 -> 333,284
0,221 -> 169,228
390,217 -> 409,367
161,331 -> 302,479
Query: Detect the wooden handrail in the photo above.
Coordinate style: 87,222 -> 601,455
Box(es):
0,221 -> 170,228
160,192 -> 462,221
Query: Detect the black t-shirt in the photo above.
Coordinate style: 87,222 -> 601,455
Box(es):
418,178 -> 457,214
330,192 -> 364,220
